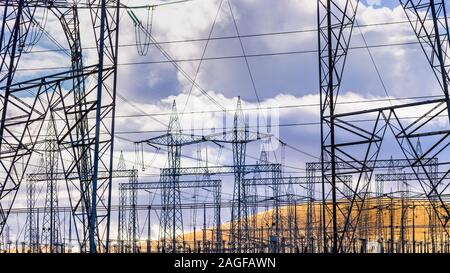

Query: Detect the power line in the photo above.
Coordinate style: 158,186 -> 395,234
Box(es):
179,0 -> 225,120
112,112 -> 450,134
3,94 -> 438,123
227,0 -> 260,104
12,40 -> 424,72
355,18 -> 392,106
3,95 -> 445,136
20,18 -> 430,56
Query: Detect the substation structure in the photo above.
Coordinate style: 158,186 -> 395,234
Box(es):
1,0 -> 450,253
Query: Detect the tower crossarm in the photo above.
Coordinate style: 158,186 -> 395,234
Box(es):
137,133 -> 206,147
27,169 -> 137,182
206,130 -> 272,143
119,179 -> 221,191
243,175 -> 352,186
160,164 -> 282,176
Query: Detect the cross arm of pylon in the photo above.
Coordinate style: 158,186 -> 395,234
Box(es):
26,169 -> 137,182
137,133 -> 207,146
160,164 -> 281,176
205,130 -> 272,143
119,179 -> 221,191
243,175 -> 352,186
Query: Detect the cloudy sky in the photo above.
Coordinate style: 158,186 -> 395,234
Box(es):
5,0 -> 450,247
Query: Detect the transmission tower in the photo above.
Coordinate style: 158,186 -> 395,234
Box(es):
286,178 -> 299,253
317,0 -> 450,253
136,100 -> 208,252
24,154 -> 44,253
229,97 -> 249,253
116,151 -> 139,253
318,0 -> 379,253
0,1 -> 120,253
247,159 -> 259,253
206,97 -> 275,253
305,163 -> 317,253
399,172 -> 410,253
375,158 -> 386,252
0,0 -> 49,240
41,112 -> 62,253
342,173 -> 354,252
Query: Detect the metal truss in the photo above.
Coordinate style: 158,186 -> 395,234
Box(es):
40,112 -> 62,253
318,0 -> 450,253
119,179 -> 222,253
318,0 -> 360,246
243,175 -> 352,186
136,98 -> 274,253
400,0 -> 450,120
24,154 -> 44,252
0,0 -> 37,85
160,164 -> 282,176
120,180 -> 222,191
136,101 -> 206,253
395,0 -> 450,235
114,152 -> 139,253
27,163 -> 136,252
0,69 -> 63,238
0,0 -> 120,253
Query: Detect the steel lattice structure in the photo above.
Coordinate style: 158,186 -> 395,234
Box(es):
318,0 -> 450,253
0,0 -> 120,253
3,0 -> 450,254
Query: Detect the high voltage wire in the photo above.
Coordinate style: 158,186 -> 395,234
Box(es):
9,0 -> 438,170
15,0 -> 442,150
111,94 -> 444,117
6,105 -> 449,142
133,22 -> 227,111
3,2 -> 314,169
18,17 -> 435,56
355,18 -> 392,107
111,112 -> 450,134
12,40 -> 424,72
4,94 -> 441,124
179,0 -> 225,120
227,0 -> 260,104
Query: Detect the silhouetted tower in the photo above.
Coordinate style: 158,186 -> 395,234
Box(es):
117,179 -> 128,252
41,112 -> 62,253
286,178 -> 298,253
343,174 -> 353,252
137,100 -> 211,252
260,146 -> 272,251
127,150 -> 139,253
163,101 -> 184,252
116,150 -> 139,253
399,172 -> 410,253
415,139 -> 437,252
202,97 -> 274,253
305,162 -> 317,253
375,158 -> 385,251
229,97 -> 249,253
248,158 -> 259,252
25,154 -> 44,253
387,157 -> 397,253
1,224 -> 10,252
